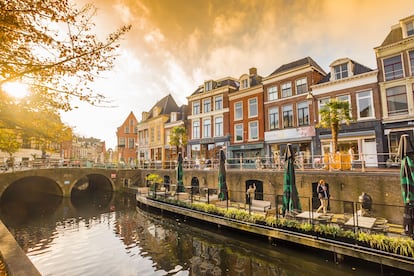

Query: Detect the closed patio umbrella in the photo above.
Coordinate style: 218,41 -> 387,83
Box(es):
177,152 -> 184,193
218,149 -> 228,201
282,144 -> 301,216
398,134 -> 414,237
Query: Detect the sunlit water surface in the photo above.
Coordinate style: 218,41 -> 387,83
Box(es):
0,192 -> 410,275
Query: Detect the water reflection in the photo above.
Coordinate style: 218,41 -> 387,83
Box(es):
0,192 -> 410,275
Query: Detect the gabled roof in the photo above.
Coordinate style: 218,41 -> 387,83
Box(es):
267,56 -> 326,77
146,94 -> 179,119
117,111 -> 137,129
380,25 -> 403,47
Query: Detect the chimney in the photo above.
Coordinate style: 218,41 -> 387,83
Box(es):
249,67 -> 257,76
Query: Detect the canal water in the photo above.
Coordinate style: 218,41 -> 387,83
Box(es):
0,191 -> 409,275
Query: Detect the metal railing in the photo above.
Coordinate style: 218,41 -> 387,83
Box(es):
142,185 -> 407,237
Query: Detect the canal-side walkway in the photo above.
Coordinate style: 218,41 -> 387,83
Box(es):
136,192 -> 414,273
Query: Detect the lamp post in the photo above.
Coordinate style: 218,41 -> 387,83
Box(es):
306,91 -> 316,123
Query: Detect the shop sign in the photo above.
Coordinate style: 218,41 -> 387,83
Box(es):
265,126 -> 315,142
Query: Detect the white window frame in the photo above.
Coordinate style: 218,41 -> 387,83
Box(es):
281,82 -> 292,98
249,121 -> 259,141
282,104 -> 293,128
383,55 -> 404,81
234,101 -> 243,120
356,90 -> 375,120
214,116 -> 223,137
203,118 -> 211,138
248,97 -> 258,118
318,98 -> 330,122
234,124 -> 243,142
214,96 -> 223,110
297,101 -> 309,126
334,63 -> 348,80
295,78 -> 308,95
267,86 -> 278,101
268,107 -> 279,130
192,120 -> 200,139
203,98 -> 211,113
193,101 -> 200,115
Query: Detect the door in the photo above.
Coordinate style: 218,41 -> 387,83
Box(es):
363,140 -> 378,167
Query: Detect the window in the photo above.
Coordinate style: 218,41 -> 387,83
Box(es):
297,102 -> 309,126
215,96 -> 223,110
268,86 -> 278,101
203,119 -> 211,137
235,124 -> 243,142
205,81 -> 213,91
281,82 -> 292,98
192,121 -> 200,139
119,137 -> 125,147
215,117 -> 223,137
241,78 -> 249,89
193,101 -> 200,115
234,102 -> 243,120
203,98 -> 211,113
386,85 -> 408,116
407,22 -> 414,36
150,128 -> 154,142
125,126 -> 130,134
268,107 -> 279,130
249,121 -> 258,140
318,98 -> 330,122
248,98 -> 258,117
383,55 -> 403,81
171,112 -> 177,122
334,63 -> 348,80
409,50 -> 414,76
282,105 -> 293,128
296,78 -> 308,95
357,90 -> 374,119
156,126 -> 161,142
128,138 -> 135,149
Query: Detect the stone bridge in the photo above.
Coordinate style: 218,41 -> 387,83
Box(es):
0,168 -> 143,198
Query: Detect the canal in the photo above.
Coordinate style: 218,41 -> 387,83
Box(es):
0,190 -> 410,275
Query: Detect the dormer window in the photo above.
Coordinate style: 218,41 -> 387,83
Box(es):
170,112 -> 177,122
241,78 -> 249,89
205,81 -> 215,91
407,22 -> 414,36
334,63 -> 348,80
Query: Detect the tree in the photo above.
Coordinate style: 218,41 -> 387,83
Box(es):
0,128 -> 22,171
169,126 -> 187,154
0,0 -> 131,111
316,99 -> 352,154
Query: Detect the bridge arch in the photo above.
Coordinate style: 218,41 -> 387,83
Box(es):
70,173 -> 114,196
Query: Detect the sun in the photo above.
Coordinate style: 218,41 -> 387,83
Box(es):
2,81 -> 30,99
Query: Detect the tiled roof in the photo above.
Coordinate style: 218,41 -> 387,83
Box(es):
380,27 -> 403,47
147,94 -> 179,119
268,56 -> 326,76
190,78 -> 239,96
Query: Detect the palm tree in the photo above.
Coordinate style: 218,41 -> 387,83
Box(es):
169,126 -> 187,155
317,99 -> 352,153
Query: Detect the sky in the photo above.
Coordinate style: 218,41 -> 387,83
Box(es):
61,0 -> 412,149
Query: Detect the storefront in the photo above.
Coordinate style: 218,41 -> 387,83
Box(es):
264,126 -> 315,168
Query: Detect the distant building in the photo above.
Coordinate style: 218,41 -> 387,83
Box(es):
116,111 -> 138,166
137,94 -> 180,168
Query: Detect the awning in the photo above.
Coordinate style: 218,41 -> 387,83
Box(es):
319,130 -> 375,140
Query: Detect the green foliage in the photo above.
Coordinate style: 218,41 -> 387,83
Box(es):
169,126 -> 188,152
152,196 -> 414,257
316,99 -> 351,153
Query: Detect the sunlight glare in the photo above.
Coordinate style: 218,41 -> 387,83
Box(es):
2,81 -> 30,99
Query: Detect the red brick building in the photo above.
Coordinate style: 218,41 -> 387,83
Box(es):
116,111 -> 138,166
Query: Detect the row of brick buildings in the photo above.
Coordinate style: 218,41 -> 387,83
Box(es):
116,15 -> 414,169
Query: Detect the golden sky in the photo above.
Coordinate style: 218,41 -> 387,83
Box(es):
63,0 -> 412,148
